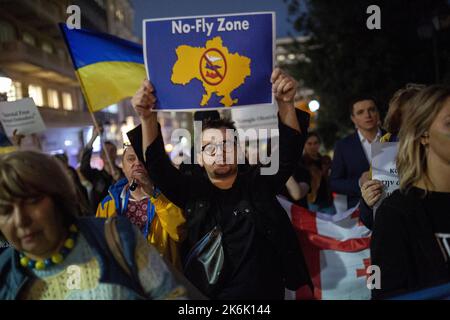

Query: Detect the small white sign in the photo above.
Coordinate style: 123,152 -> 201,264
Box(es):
371,142 -> 399,213
231,104 -> 278,133
0,98 -> 46,136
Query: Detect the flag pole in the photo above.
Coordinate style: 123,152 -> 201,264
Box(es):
73,70 -> 118,181
59,23 -> 120,180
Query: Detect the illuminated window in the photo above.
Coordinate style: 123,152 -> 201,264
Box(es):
42,42 -> 54,54
28,85 -> 43,106
62,92 -> 73,110
7,81 -> 22,101
22,32 -> 36,46
47,89 -> 59,109
0,20 -> 16,43
277,54 -> 286,62
14,82 -> 22,99
115,9 -> 124,22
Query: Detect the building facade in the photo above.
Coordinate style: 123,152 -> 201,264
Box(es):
0,0 -> 138,166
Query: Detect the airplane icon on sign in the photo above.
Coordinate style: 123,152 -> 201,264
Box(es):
206,54 -> 222,62
205,54 -> 223,72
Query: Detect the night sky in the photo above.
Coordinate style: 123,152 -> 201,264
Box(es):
131,0 -> 299,39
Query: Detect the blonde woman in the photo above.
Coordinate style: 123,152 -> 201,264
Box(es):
359,85 -> 423,229
371,85 -> 450,299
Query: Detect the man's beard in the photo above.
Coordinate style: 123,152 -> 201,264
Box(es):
211,164 -> 237,178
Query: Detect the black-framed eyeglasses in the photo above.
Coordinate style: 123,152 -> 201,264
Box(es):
201,140 -> 235,156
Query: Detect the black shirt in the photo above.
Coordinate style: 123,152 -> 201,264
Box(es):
302,154 -> 333,208
423,189 -> 450,273
371,187 -> 450,298
80,147 -> 124,211
210,174 -> 284,299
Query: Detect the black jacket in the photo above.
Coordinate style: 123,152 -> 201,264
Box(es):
80,147 -> 123,211
359,199 -> 374,230
371,188 -> 450,299
127,111 -> 312,297
330,130 -> 386,209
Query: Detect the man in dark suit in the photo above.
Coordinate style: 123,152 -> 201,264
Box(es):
330,96 -> 384,209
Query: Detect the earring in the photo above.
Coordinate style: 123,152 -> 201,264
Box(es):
421,132 -> 429,146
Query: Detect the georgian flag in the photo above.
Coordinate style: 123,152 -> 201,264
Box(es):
278,197 -> 372,300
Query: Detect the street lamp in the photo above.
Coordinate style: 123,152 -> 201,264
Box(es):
0,69 -> 12,102
308,100 -> 320,112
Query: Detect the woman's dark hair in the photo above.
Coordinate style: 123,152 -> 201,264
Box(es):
0,151 -> 78,240
306,131 -> 322,143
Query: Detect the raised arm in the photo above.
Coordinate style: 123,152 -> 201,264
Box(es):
130,80 -> 192,209
271,68 -> 300,132
80,128 -> 101,182
255,69 -> 308,194
131,80 -> 159,161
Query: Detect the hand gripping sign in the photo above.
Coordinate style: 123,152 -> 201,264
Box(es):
0,98 -> 46,137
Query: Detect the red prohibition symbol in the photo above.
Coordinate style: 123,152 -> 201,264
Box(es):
199,48 -> 227,86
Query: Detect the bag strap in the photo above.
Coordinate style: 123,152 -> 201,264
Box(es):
104,217 -> 132,277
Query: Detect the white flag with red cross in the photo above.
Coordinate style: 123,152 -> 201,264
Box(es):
278,197 -> 372,300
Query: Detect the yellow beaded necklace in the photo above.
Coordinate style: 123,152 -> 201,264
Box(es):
19,224 -> 79,270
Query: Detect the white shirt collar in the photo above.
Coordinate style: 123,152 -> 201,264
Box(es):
357,129 -> 382,143
120,184 -> 150,204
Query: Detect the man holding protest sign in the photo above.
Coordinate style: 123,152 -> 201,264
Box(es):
330,96 -> 385,211
128,68 -> 312,299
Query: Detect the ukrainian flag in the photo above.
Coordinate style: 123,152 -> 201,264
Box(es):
60,24 -> 146,112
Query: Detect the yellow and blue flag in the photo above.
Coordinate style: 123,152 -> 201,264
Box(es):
59,24 -> 146,112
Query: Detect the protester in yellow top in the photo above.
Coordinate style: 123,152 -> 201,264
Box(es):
96,143 -> 186,269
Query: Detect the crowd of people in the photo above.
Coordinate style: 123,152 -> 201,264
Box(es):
0,67 -> 449,300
